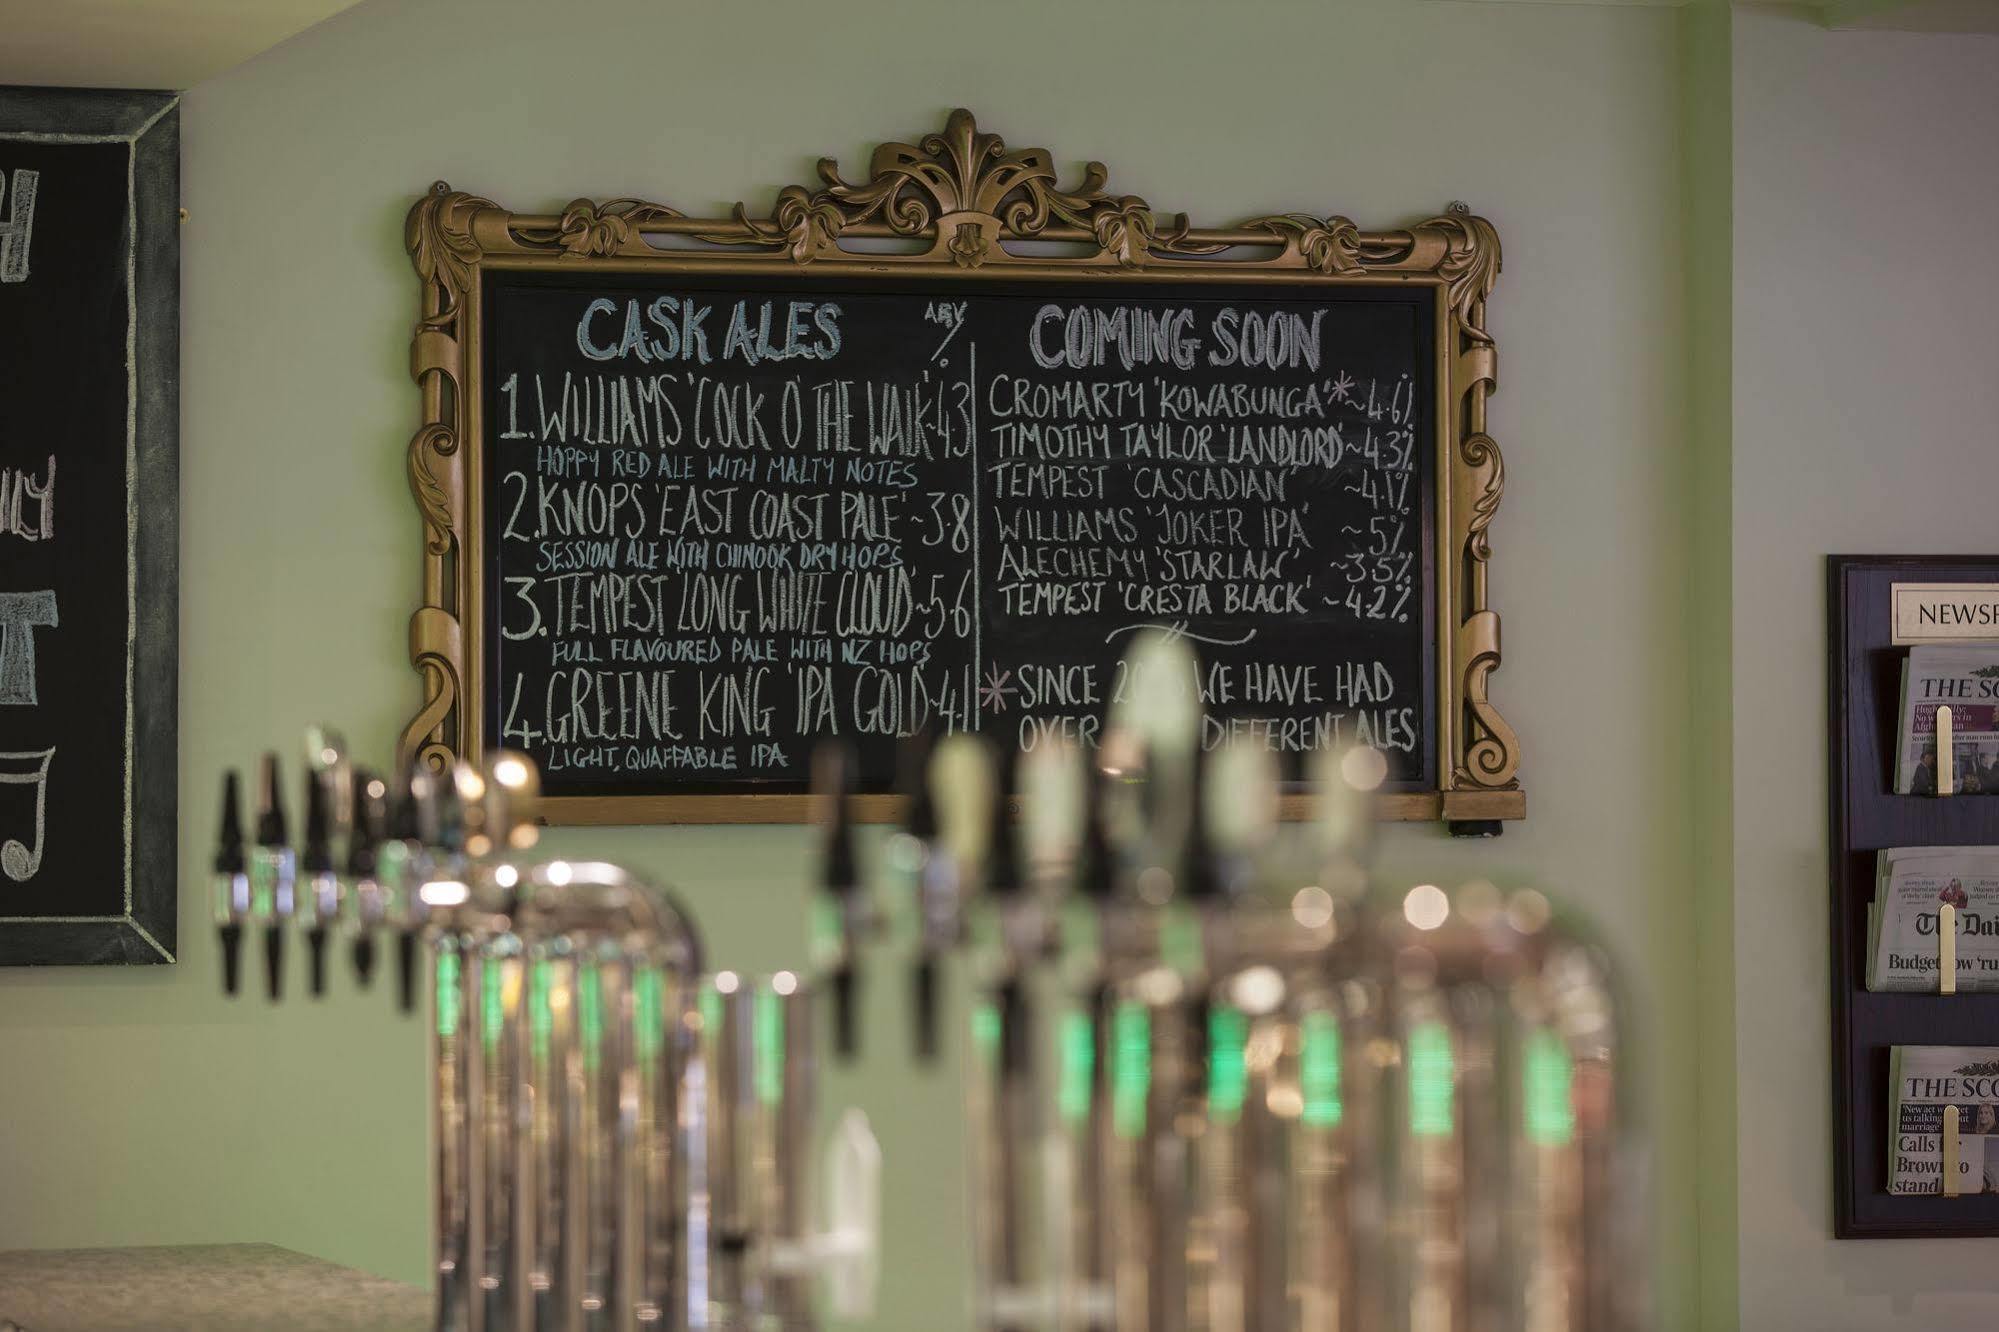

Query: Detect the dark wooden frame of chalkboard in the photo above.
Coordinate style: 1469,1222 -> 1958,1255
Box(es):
1828,554 -> 1999,1236
398,109 -> 1522,827
0,87 -> 179,965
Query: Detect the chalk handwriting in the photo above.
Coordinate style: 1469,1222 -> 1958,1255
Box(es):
0,168 -> 38,283
0,455 -> 55,541
0,747 -> 53,882
488,284 -> 1429,783
0,590 -> 57,705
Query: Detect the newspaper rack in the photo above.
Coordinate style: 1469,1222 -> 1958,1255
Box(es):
1828,555 -> 1999,1237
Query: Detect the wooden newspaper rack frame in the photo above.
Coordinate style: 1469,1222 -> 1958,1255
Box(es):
1828,554 -> 1999,1237
399,110 -> 1523,826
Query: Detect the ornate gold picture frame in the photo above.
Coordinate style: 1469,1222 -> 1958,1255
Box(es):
400,109 -> 1521,825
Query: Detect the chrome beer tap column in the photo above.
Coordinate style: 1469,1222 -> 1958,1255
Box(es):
1096,631 -> 1205,1332
1038,741 -> 1117,1332
965,742 -> 1054,1332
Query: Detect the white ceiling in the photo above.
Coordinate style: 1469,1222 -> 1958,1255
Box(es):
0,0 -> 363,91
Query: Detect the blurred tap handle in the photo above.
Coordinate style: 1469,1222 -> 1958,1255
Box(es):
301,761 -> 335,997
347,769 -> 384,880
1077,751 -> 1116,905
913,733 -> 994,1062
888,728 -> 942,1059
348,768 -> 385,987
1182,743 -> 1221,905
387,764 -> 440,1015
303,725 -> 353,844
1204,741 -> 1281,901
213,770 -> 247,996
1312,743 -> 1387,897
253,751 -> 293,1002
901,726 -> 938,842
427,761 -> 469,859
477,750 -> 542,861
931,734 -> 996,891
1105,630 -> 1204,887
1020,736 -> 1087,898
812,740 -> 864,1059
255,750 -> 288,853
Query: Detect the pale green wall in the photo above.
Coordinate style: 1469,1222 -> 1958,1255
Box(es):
1731,8 -> 1999,1328
1679,5 -> 1738,1330
0,0 -> 1703,1326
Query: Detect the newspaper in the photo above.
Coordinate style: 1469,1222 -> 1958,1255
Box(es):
1869,848 -> 1999,991
1888,1046 -> 1999,1195
1895,645 -> 1999,794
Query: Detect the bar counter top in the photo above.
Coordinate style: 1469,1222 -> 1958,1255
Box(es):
0,1243 -> 429,1332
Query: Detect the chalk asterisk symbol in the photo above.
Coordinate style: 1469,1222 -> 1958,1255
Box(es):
979,666 -> 1017,714
1329,372 -> 1357,406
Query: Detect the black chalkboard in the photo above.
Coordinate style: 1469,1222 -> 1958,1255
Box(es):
479,268 -> 1434,804
0,88 -> 178,966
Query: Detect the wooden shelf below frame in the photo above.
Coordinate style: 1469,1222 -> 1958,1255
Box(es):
536,787 -> 1526,827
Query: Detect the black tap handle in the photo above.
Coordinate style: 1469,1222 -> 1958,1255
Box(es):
255,752 -> 287,848
302,765 -> 333,876
832,963 -> 859,1060
998,975 -> 1030,1079
913,955 -> 941,1063
986,745 -> 1021,898
353,933 -> 377,988
347,769 -> 382,879
1078,760 -> 1114,901
264,923 -> 284,1002
397,931 -> 419,1015
220,922 -> 243,996
307,926 -> 329,997
215,771 -> 245,875
900,727 -> 937,840
813,741 -> 863,1060
815,742 -> 859,893
1184,746 -> 1220,903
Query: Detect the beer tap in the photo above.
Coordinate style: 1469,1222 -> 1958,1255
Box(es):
347,769 -> 387,987
892,728 -> 951,1063
1036,741 -> 1116,1332
967,744 -> 1050,1331
1188,742 -> 1270,1332
250,752 -> 296,1002
299,764 -> 340,998
1094,630 -> 1206,1332
213,771 -> 249,997
385,766 -> 444,1015
916,733 -> 988,1063
810,741 -> 870,1060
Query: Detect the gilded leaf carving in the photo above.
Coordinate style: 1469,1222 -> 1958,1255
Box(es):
405,182 -> 494,303
551,197 -> 685,258
400,607 -> 462,776
1459,432 -> 1505,563
407,422 -> 456,557
1246,214 -> 1365,274
1417,208 -> 1501,343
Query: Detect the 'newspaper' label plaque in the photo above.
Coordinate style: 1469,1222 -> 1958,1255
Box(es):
1892,583 -> 1999,645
